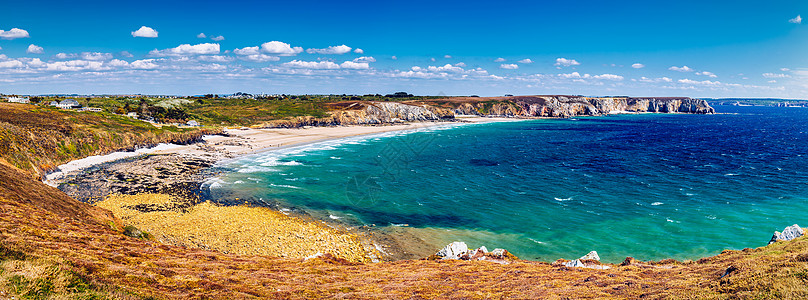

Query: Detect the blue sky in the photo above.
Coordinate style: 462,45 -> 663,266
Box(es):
0,0 -> 806,97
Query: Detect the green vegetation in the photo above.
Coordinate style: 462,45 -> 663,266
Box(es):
0,103 -> 218,177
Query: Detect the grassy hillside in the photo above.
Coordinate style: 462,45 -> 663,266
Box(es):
0,103 -> 219,177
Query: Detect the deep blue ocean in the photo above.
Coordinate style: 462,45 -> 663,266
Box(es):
204,106 -> 808,263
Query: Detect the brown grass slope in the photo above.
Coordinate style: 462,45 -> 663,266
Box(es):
0,103 -> 219,178
2,160 -> 808,299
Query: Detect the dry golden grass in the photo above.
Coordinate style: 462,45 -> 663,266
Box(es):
96,193 -> 375,262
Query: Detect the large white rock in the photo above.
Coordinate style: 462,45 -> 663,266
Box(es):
769,224 -> 805,244
436,242 -> 469,260
579,251 -> 600,261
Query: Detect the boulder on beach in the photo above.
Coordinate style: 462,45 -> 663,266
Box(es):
769,224 -> 805,244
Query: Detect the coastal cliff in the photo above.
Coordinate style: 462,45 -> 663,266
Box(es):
448,96 -> 715,117
257,101 -> 454,128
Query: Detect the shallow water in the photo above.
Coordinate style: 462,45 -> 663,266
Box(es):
205,106 -> 808,263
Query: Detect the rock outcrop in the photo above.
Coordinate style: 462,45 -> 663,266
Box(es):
769,224 -> 805,244
555,251 -> 610,270
432,242 -> 517,264
259,101 -> 454,128
450,96 -> 715,117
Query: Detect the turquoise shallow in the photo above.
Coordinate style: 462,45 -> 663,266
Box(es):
204,106 -> 808,263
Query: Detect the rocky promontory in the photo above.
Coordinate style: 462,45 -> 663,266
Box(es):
445,95 -> 715,117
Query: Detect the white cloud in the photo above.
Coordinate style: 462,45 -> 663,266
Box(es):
424,64 -> 464,72
518,59 -> 533,64
198,55 -> 235,62
780,68 -> 790,72
239,54 -> 279,62
639,76 -> 673,83
130,59 -> 159,69
352,56 -> 376,63
696,71 -> 717,78
211,35 -> 225,41
494,57 -> 506,62
0,60 -> 24,68
0,28 -> 30,40
27,58 -> 45,68
354,48 -> 364,54
55,53 -> 76,59
45,60 -> 105,72
233,46 -> 260,55
197,33 -> 207,38
120,51 -> 134,58
558,72 -> 623,81
306,45 -> 352,55
260,41 -> 303,56
631,63 -> 645,69
107,59 -> 129,67
678,78 -> 721,85
131,26 -> 158,38
768,80 -> 777,83
500,63 -> 518,69
391,56 -> 397,60
593,74 -> 624,80
554,58 -> 580,67
430,58 -> 436,62
149,43 -> 220,56
27,44 -> 43,54
762,72 -> 791,78
444,55 -> 452,58
340,61 -> 369,69
81,52 -> 113,61
454,62 -> 466,67
669,65 -> 693,72
283,60 -> 340,69
789,15 -> 802,24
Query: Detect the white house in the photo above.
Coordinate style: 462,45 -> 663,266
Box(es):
126,112 -> 139,118
7,97 -> 30,104
187,120 -> 200,127
56,99 -> 80,109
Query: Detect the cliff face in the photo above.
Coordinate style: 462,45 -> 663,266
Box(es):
451,96 -> 715,117
260,102 -> 454,128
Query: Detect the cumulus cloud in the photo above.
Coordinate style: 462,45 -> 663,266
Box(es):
306,45 -> 352,55
780,68 -> 790,72
669,65 -> 693,72
239,54 -> 279,62
107,59 -> 129,67
340,61 -> 369,69
0,60 -> 24,68
494,57 -> 506,62
261,41 -> 303,56
149,43 -> 220,56
678,78 -> 721,85
762,73 -> 791,78
211,35 -> 225,41
131,26 -> 158,38
27,44 -> 43,54
131,59 -> 159,69
631,63 -> 645,69
518,59 -> 533,64
696,71 -> 717,78
81,52 -> 113,61
352,56 -> 376,63
500,63 -> 518,69
558,72 -> 623,81
789,15 -> 802,24
391,56 -> 397,60
55,53 -> 77,59
120,51 -> 134,58
233,46 -> 260,55
444,55 -> 452,58
0,28 -> 30,40
554,58 -> 580,67
354,48 -> 364,54
283,60 -> 340,69
198,55 -> 235,62
197,33 -> 207,38
454,62 -> 466,67
639,76 -> 673,83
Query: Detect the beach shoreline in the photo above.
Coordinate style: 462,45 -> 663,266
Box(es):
48,118 -> 526,261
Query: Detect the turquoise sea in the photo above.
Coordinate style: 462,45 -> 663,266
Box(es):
203,106 -> 808,263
